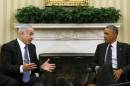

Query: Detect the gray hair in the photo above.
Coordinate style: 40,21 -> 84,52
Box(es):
18,24 -> 33,32
106,25 -> 118,34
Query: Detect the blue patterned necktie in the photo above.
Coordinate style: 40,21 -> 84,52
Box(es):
22,45 -> 30,83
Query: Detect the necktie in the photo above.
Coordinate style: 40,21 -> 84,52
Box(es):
22,45 -> 30,83
105,44 -> 112,64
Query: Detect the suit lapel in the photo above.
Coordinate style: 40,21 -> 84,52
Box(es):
102,43 -> 108,64
28,45 -> 33,62
117,42 -> 122,68
14,40 -> 23,64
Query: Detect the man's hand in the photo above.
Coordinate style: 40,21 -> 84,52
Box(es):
23,63 -> 37,71
40,58 -> 56,72
113,68 -> 123,81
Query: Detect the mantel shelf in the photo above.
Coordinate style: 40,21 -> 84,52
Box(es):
15,23 -> 120,29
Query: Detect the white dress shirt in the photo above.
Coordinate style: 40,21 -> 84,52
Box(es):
111,41 -> 118,69
105,41 -> 118,69
17,38 -> 30,73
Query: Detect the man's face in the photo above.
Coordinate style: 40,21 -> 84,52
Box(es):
21,28 -> 34,44
104,28 -> 117,44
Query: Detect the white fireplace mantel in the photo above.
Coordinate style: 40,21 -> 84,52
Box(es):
14,23 -> 120,55
15,23 -> 120,29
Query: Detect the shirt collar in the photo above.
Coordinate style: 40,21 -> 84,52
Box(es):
17,38 -> 26,48
111,41 -> 117,47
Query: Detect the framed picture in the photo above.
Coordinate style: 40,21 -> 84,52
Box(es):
45,0 -> 89,6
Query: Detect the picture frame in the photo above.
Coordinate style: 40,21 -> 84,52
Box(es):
45,0 -> 89,6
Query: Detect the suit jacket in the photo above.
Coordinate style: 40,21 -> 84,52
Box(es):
0,46 -> 9,85
92,42 -> 130,86
0,65 -> 9,85
0,39 -> 39,81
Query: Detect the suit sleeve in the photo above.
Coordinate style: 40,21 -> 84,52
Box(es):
0,44 -> 20,74
30,44 -> 40,73
90,44 -> 100,69
122,44 -> 130,74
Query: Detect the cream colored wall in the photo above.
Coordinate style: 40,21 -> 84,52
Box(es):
89,0 -> 120,9
127,0 -> 130,43
0,0 -> 4,45
119,0 -> 129,43
0,0 -> 130,44
0,0 -> 44,44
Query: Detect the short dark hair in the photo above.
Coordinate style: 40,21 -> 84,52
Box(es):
106,25 -> 118,34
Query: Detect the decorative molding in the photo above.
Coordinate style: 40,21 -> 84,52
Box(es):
14,23 -> 120,53
15,23 -> 119,40
34,30 -> 104,40
15,23 -> 120,29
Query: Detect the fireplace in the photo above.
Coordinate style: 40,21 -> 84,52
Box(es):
15,23 -> 120,86
39,53 -> 94,86
15,23 -> 120,55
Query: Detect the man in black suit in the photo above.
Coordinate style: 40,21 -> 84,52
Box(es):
0,45 -> 17,86
87,25 -> 130,86
0,25 -> 56,86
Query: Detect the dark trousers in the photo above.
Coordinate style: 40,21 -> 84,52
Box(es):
96,65 -> 127,86
19,74 -> 48,86
0,74 -> 48,86
96,65 -> 113,86
0,74 -> 18,86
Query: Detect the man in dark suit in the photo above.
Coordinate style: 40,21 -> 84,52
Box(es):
87,25 -> 130,86
0,45 -> 18,86
0,25 -> 56,86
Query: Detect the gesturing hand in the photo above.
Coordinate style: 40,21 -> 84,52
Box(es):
23,63 -> 37,71
40,58 -> 56,72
